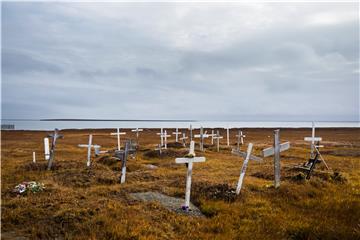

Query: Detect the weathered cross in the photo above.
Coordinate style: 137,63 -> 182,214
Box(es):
236,130 -> 246,151
194,127 -> 209,151
47,128 -> 63,170
262,129 -> 290,188
232,143 -> 263,194
110,128 -> 126,151
304,122 -> 322,159
175,141 -> 206,210
44,137 -> 50,160
180,133 -> 188,147
172,128 -> 182,142
78,134 -> 101,167
114,141 -> 133,184
156,128 -> 164,147
212,130 -> 223,152
131,128 -> 143,145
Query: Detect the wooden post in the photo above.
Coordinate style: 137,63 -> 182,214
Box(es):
200,127 -> 204,151
190,125 -> 193,142
211,130 -> 214,145
44,138 -> 50,161
47,128 -> 63,170
236,143 -> 253,194
87,135 -> 92,167
32,152 -> 36,163
173,128 -> 182,142
273,130 -> 281,188
120,141 -> 129,184
110,128 -> 126,151
227,127 -> 230,146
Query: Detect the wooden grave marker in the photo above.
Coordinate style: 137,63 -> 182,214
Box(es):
131,128 -> 143,145
44,137 -> 50,161
262,129 -> 290,188
226,127 -> 230,146
47,128 -> 63,170
180,133 -> 188,147
172,128 -> 182,142
114,140 -> 133,184
78,134 -> 101,167
175,141 -> 206,211
236,130 -> 246,151
232,143 -> 263,194
194,127 -> 209,151
110,128 -> 126,151
212,130 -> 223,152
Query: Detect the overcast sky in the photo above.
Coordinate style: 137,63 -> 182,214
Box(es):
1,2 -> 359,121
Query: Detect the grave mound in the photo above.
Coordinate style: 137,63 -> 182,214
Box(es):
53,165 -> 117,187
143,149 -> 188,159
130,191 -> 204,217
166,142 -> 184,149
191,182 -> 237,203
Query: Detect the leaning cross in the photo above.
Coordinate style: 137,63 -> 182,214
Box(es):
47,128 -> 63,170
172,128 -> 182,142
262,129 -> 290,188
236,130 -> 246,151
78,134 -> 101,167
232,143 -> 263,194
304,122 -> 322,159
114,141 -> 132,184
175,141 -> 206,210
110,128 -> 126,151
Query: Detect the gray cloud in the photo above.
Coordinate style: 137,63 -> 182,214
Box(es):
1,2 -> 359,121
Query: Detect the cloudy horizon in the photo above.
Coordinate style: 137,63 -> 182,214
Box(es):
1,2 -> 359,122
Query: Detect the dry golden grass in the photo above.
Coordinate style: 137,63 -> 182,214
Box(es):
1,128 -> 360,239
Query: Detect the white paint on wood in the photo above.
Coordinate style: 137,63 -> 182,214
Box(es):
44,138 -> 50,160
172,128 -> 182,142
110,128 -> 126,151
175,141 -> 206,208
232,148 -> 263,162
262,142 -> 290,157
236,143 -> 253,195
33,152 -> 36,163
227,127 -> 230,146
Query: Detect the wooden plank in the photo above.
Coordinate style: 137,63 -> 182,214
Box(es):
262,142 -> 290,157
175,157 -> 205,164
236,143 -> 253,194
274,130 -> 281,188
304,137 -> 322,142
232,149 -> 263,162
44,138 -> 50,160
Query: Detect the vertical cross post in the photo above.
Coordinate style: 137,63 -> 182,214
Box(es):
274,130 -> 281,188
47,128 -> 63,170
120,141 -> 130,184
87,135 -> 92,167
227,127 -> 230,146
211,130 -> 214,145
32,152 -> 36,163
236,143 -> 253,194
189,125 -> 193,142
200,127 -> 204,151
175,140 -> 206,210
44,138 -> 50,161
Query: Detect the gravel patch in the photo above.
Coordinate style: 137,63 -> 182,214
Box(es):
130,191 -> 204,217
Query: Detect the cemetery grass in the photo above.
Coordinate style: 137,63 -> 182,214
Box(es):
1,128 -> 360,239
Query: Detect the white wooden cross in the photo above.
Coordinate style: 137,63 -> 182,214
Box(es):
232,143 -> 263,194
304,122 -> 322,159
131,128 -> 143,144
175,141 -> 206,210
155,143 -> 164,154
236,130 -> 246,151
172,128 -> 182,142
44,137 -> 50,160
262,129 -> 290,188
212,130 -> 223,152
110,128 -> 126,151
180,133 -> 188,147
32,152 -> 36,163
78,134 -> 101,167
47,128 -> 63,170
156,128 -> 164,147
226,127 -> 230,146
194,127 -> 209,151
163,130 -> 171,149
211,129 -> 215,145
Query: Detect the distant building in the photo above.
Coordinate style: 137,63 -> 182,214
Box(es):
1,124 -> 15,130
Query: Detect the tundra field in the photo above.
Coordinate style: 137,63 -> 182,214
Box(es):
1,128 -> 360,239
